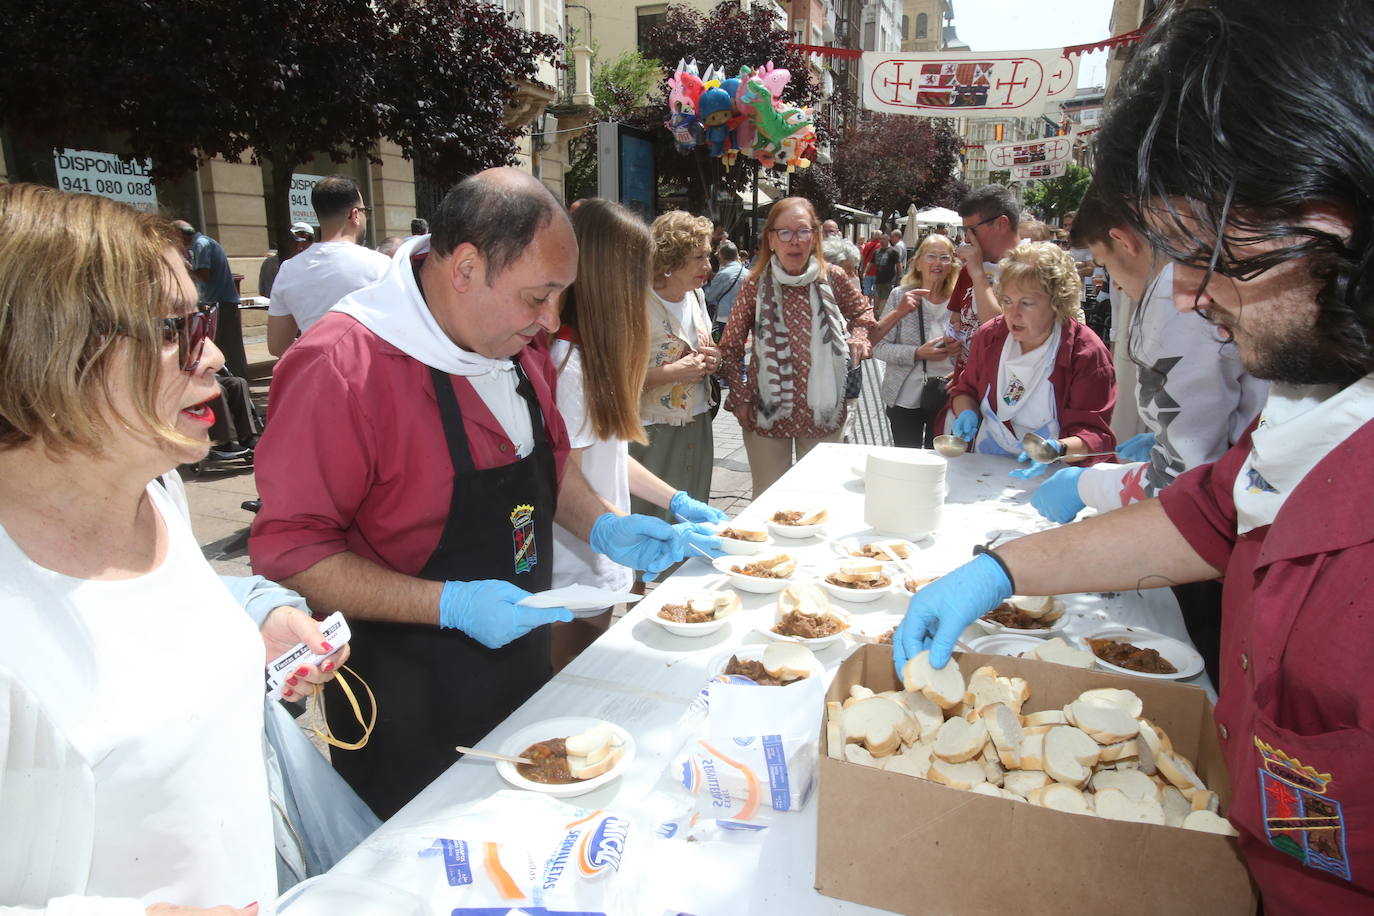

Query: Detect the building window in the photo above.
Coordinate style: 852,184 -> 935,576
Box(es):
636,5 -> 667,53
902,14 -> 909,39
916,12 -> 928,38
863,19 -> 876,50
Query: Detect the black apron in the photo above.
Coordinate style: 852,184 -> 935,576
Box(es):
332,362 -> 558,819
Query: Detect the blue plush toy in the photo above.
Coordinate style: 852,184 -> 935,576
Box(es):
697,84 -> 737,157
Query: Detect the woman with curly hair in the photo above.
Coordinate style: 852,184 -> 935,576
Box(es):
946,241 -> 1116,477
629,211 -> 719,520
718,197 -> 875,496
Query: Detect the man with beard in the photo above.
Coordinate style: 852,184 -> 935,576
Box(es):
267,175 -> 390,355
892,1 -> 1374,909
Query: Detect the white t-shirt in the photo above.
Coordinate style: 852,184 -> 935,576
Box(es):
651,291 -> 712,418
550,339 -> 634,610
0,478 -> 276,912
268,241 -> 391,332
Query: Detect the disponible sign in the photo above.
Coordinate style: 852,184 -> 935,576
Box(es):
53,149 -> 158,212
290,173 -> 325,226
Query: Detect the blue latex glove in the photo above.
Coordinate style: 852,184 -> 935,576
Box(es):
1032,466 -> 1087,523
951,409 -> 980,442
590,512 -> 688,581
673,521 -> 726,559
1116,432 -> 1156,462
670,490 -> 727,525
892,554 -> 1014,674
1009,438 -> 1060,479
438,580 -> 572,649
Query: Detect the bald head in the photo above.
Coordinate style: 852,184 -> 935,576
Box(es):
429,167 -> 569,279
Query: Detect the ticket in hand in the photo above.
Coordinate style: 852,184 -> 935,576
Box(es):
265,611 -> 350,701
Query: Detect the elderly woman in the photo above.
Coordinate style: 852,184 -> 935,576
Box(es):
719,197 -> 875,496
629,211 -> 719,521
0,185 -> 345,913
872,233 -> 964,448
947,241 -> 1116,477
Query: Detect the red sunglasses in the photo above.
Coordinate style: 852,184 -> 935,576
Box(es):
161,302 -> 219,372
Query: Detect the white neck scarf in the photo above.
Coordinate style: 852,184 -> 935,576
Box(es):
752,256 -> 846,430
1233,374 -> 1374,534
994,321 -> 1060,425
332,235 -> 516,378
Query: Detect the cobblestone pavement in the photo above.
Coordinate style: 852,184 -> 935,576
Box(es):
183,333 -> 891,573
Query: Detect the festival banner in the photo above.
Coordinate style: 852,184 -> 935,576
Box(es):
1010,160 -> 1069,181
985,135 -> 1075,170
861,48 -> 1078,119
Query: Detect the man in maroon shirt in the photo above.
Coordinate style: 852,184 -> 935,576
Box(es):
945,185 -> 1019,363
891,2 -> 1374,909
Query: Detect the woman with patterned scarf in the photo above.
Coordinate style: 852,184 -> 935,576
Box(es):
719,197 -> 875,497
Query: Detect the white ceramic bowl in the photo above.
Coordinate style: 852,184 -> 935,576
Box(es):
495,716 -> 636,798
1083,625 -> 1205,681
842,538 -> 919,563
645,591 -> 738,638
711,523 -> 772,555
766,519 -> 827,539
847,613 -> 903,646
974,596 -> 1070,638
760,606 -> 852,649
706,644 -> 826,684
817,567 -> 899,604
712,553 -> 797,593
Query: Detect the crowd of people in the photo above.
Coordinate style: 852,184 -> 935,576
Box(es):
2,0 -> 1370,911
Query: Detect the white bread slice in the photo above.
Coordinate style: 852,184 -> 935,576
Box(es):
971,782 -> 1027,802
901,650 -> 966,711
1093,768 -> 1161,803
1188,789 -> 1220,814
1137,718 -> 1173,756
797,508 -> 829,525
883,742 -> 933,779
1183,810 -> 1238,837
1098,739 -> 1139,763
1161,786 -> 1192,828
985,703 -> 1026,769
719,524 -> 767,542
891,688 -> 945,741
836,559 -> 884,583
1019,732 -> 1046,771
825,701 -> 844,759
1157,751 -> 1207,793
1003,769 -> 1051,799
1075,687 -> 1144,719
1028,783 -> 1093,816
965,666 -> 1030,716
926,757 -> 987,790
933,716 -> 989,763
842,697 -> 917,758
1069,700 -> 1141,745
1005,595 -> 1066,623
1134,728 -> 1158,776
979,741 -> 1005,786
1023,709 -> 1068,728
1044,726 -> 1101,788
1095,788 -> 1166,826
863,539 -> 911,559
775,582 -> 830,619
1026,637 -> 1095,669
686,590 -> 741,619
762,642 -> 815,681
844,743 -> 884,768
567,740 -> 624,779
842,685 -> 876,709
565,725 -> 613,757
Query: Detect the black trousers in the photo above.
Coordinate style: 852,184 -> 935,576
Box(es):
208,374 -> 260,447
214,301 -> 249,379
886,405 -> 938,449
1171,579 -> 1224,689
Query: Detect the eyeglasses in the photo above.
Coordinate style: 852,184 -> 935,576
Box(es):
161,302 -> 219,372
965,215 -> 1001,234
771,227 -> 814,243
353,204 -> 371,214
923,253 -> 954,263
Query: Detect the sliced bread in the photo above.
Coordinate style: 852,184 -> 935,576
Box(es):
1095,788 -> 1166,826
927,757 -> 988,790
902,650 -> 966,710
985,702 -> 1026,769
1043,725 -> 1101,788
1069,699 -> 1141,745
1183,810 -> 1238,836
933,715 -> 989,763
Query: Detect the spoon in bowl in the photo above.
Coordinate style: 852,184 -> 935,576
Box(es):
1021,432 -> 1121,465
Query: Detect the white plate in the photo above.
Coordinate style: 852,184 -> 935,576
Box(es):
766,519 -> 826,539
966,633 -> 1049,657
706,644 -> 826,684
711,523 -> 772,555
817,569 -> 899,604
1083,626 -> 1205,681
759,607 -> 852,649
645,592 -> 737,637
712,554 -> 797,593
974,597 -> 1070,638
495,717 -> 636,798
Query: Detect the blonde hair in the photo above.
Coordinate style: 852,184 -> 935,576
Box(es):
651,210 -> 713,276
0,183 -> 194,454
996,241 -> 1084,322
747,197 -> 828,283
1018,219 -> 1053,241
900,233 -> 960,301
560,200 -> 653,444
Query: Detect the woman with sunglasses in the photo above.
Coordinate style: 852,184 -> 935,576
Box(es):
0,184 -> 347,914
871,233 -> 964,448
718,197 -> 875,496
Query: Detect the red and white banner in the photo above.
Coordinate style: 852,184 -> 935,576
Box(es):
861,48 -> 1078,119
984,135 -> 1075,169
1010,160 -> 1068,181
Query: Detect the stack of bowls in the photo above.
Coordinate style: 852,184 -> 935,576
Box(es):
863,449 -> 947,540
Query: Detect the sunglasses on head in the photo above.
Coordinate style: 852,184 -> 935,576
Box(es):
162,302 -> 219,372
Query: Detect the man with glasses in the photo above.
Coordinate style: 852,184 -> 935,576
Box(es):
268,175 -> 390,356
946,185 -> 1019,364
173,219 -> 248,379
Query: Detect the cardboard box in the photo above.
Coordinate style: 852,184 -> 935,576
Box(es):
815,646 -> 1257,915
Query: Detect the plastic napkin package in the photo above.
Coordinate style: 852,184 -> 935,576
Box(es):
647,671 -> 825,841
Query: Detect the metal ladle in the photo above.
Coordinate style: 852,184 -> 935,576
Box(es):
1021,432 -> 1119,465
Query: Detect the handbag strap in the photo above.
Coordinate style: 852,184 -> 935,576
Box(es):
914,294 -> 928,373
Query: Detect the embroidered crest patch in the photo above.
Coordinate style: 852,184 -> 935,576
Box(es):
1255,737 -> 1351,882
510,504 -> 537,575
1245,467 -> 1279,494
1002,376 -> 1025,406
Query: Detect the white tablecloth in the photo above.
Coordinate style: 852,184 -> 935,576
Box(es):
319,444 -> 1205,915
